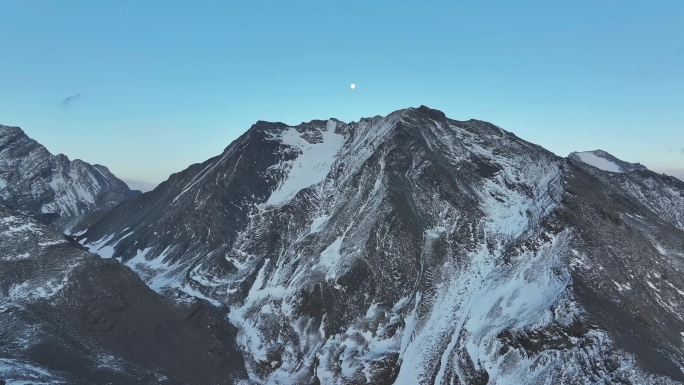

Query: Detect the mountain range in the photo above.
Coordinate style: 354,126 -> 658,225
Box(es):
1,106 -> 683,384
0,124 -> 139,227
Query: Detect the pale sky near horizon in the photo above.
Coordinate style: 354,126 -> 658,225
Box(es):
1,1 -> 683,190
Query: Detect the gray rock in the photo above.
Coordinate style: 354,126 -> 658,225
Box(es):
0,125 -> 140,226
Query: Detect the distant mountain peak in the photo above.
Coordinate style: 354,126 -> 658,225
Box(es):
0,123 -> 140,225
568,149 -> 647,173
0,124 -> 24,136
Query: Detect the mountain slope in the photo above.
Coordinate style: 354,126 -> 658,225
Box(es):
0,124 -> 139,224
561,159 -> 684,380
73,106 -> 684,384
0,204 -> 246,384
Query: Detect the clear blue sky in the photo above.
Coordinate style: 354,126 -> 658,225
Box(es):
1,0 -> 683,189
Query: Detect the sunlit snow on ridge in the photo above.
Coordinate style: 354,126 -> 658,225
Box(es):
573,151 -> 623,173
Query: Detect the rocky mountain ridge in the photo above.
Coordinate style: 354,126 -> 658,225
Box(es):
0,124 -> 139,226
71,106 -> 684,384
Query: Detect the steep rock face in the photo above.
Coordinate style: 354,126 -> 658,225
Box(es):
0,125 -> 139,224
74,106 -> 684,384
0,205 -> 246,384
561,160 -> 684,381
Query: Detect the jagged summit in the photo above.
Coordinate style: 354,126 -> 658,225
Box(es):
0,123 -> 140,225
0,124 -> 24,137
569,149 -> 648,173
244,106 -> 501,151
408,104 -> 448,120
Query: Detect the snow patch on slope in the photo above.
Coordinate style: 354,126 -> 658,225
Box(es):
79,236 -> 181,296
86,234 -> 117,259
573,151 -> 623,173
266,120 -> 345,205
318,236 -> 343,280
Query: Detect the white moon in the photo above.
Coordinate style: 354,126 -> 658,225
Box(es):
350,83 -> 356,89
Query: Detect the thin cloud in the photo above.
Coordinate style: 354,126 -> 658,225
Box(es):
680,147 -> 684,155
59,93 -> 82,109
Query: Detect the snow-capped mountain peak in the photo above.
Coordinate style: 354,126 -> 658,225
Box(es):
70,107 -> 684,384
568,149 -> 647,173
265,119 -> 345,206
0,123 -> 140,225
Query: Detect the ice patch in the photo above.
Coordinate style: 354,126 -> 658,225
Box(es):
318,236 -> 343,280
574,151 -> 622,173
1,253 -> 30,261
309,214 -> 331,233
38,239 -> 67,247
266,120 -> 345,205
126,247 -> 159,269
425,226 -> 447,238
177,282 -> 221,307
365,302 -> 379,318
86,234 -> 117,258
